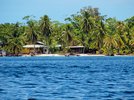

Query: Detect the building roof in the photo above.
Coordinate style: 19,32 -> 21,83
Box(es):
23,44 -> 47,48
55,44 -> 62,48
36,41 -> 44,45
68,46 -> 84,48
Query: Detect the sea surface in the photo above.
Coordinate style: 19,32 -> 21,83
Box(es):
0,56 -> 134,100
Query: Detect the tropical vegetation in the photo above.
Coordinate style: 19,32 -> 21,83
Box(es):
0,6 -> 134,56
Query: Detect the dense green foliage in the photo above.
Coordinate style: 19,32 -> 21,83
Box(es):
0,6 -> 134,55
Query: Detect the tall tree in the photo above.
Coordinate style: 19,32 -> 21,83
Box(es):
90,16 -> 106,54
63,24 -> 73,47
23,16 -> 39,53
103,18 -> 117,56
115,21 -> 126,54
125,16 -> 134,53
4,23 -> 25,55
40,15 -> 51,45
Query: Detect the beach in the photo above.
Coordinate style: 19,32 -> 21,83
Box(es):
21,53 -> 134,57
33,54 -> 106,57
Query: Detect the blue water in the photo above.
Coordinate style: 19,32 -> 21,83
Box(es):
0,56 -> 134,100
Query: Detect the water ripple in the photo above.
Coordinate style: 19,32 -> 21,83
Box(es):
0,56 -> 134,99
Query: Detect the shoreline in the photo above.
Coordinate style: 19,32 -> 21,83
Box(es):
21,54 -> 134,57
35,54 -> 105,57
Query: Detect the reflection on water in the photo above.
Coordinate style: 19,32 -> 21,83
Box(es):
0,56 -> 134,100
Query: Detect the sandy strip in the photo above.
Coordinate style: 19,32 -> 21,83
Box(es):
34,54 -> 105,57
22,54 -> 133,57
34,54 -> 65,56
78,54 -> 105,56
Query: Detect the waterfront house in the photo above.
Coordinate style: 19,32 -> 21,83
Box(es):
68,46 -> 84,54
22,41 -> 48,54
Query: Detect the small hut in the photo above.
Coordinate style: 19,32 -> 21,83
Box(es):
22,41 -> 48,54
68,46 -> 84,54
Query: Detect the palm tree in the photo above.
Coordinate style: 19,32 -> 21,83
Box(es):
64,24 -> 73,46
103,18 -> 117,56
90,16 -> 106,54
125,16 -> 134,53
80,6 -> 98,34
4,23 -> 25,55
39,15 -> 52,53
115,21 -> 126,54
80,7 -> 106,53
0,23 -> 14,48
24,20 -> 39,53
40,15 -> 51,44
103,34 -> 117,56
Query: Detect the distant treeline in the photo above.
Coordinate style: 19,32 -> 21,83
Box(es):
0,6 -> 134,55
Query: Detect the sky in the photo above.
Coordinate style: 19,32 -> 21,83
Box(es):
0,0 -> 134,23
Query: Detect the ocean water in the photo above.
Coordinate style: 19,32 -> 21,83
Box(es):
0,56 -> 134,100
